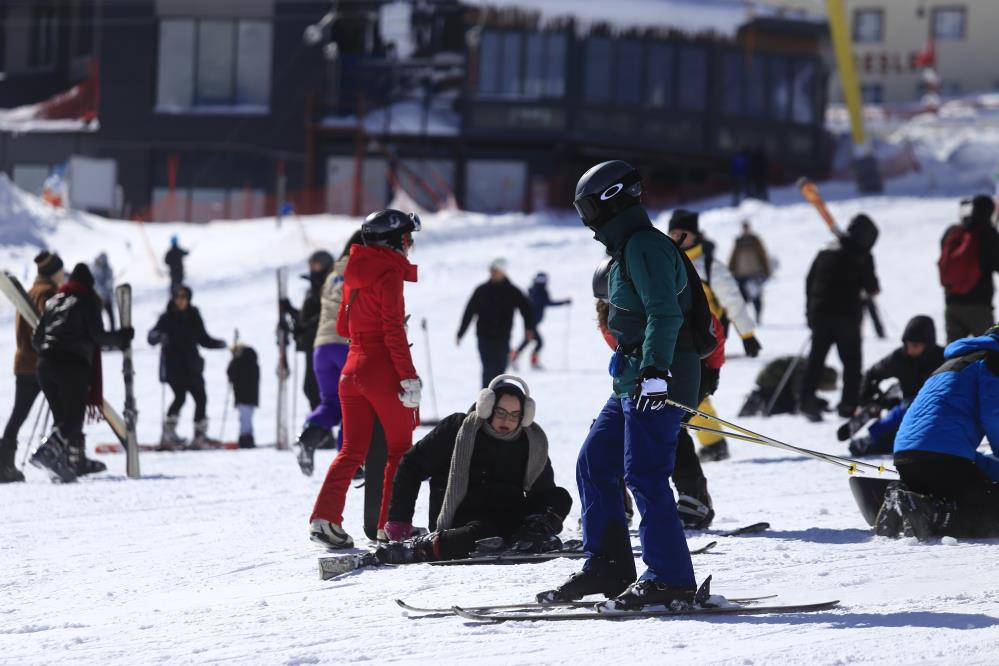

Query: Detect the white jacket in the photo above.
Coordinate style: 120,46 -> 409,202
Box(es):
313,254 -> 350,347
685,244 -> 756,338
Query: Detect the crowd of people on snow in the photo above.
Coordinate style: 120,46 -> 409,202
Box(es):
2,160 -> 999,608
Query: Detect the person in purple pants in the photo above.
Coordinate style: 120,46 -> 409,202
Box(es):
295,230 -> 363,476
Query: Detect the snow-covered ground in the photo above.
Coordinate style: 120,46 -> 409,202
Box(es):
1,177 -> 998,664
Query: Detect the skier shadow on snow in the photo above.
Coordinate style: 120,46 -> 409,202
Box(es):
747,527 -> 874,545
690,610 -> 999,631
84,473 -> 182,482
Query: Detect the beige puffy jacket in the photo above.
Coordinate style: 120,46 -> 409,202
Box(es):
313,255 -> 350,347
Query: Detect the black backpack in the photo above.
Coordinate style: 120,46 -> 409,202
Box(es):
614,227 -> 718,360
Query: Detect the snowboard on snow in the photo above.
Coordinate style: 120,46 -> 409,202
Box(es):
363,419 -> 388,541
0,271 -> 128,446
850,476 -> 894,527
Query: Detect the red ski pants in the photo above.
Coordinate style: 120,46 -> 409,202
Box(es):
310,343 -> 416,529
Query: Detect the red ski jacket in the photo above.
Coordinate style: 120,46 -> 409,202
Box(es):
336,244 -> 418,381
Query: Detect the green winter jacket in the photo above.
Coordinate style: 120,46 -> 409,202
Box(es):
594,206 -> 694,399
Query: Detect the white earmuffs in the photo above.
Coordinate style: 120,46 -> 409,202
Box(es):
476,374 -> 536,427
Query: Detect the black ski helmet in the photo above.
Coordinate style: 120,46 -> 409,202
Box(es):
307,250 -> 335,274
360,209 -> 421,251
573,160 -> 643,229
592,256 -> 615,301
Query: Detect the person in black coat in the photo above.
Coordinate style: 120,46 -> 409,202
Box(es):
30,263 -> 133,482
799,214 -> 881,421
164,235 -> 188,290
226,344 -> 260,448
372,378 -> 572,564
848,315 -> 945,456
939,195 -> 999,342
457,258 -> 536,388
280,250 -> 334,411
148,284 -> 226,447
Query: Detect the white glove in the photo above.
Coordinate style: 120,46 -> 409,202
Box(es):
635,377 -> 669,412
399,378 -> 422,408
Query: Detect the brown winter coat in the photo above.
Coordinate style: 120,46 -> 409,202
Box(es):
14,276 -> 58,375
728,233 -> 771,279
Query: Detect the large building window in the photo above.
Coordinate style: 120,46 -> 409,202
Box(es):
614,40 -> 643,107
791,60 -> 818,124
156,18 -> 273,111
932,7 -> 966,41
676,45 -> 707,111
646,43 -> 674,108
584,37 -> 613,105
860,83 -> 883,104
477,30 -> 565,99
29,5 -> 57,68
769,56 -> 790,120
852,9 -> 883,43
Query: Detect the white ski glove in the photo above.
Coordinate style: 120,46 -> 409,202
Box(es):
399,378 -> 422,408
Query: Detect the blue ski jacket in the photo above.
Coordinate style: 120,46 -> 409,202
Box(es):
893,332 -> 999,479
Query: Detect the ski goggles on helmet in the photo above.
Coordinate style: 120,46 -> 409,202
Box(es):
573,173 -> 643,230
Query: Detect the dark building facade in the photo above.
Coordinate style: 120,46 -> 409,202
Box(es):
0,0 -> 830,220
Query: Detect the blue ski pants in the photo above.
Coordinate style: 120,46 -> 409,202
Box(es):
577,395 -> 695,587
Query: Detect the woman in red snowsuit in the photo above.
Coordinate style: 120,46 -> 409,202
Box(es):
310,210 -> 422,548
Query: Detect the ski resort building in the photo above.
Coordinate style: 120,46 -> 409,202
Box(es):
0,0 -> 830,220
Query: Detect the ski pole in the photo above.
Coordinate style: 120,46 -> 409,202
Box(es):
219,329 -> 238,442
420,318 -> 440,421
20,400 -> 46,470
22,407 -> 51,470
667,398 -> 897,475
764,335 -> 811,417
291,349 -> 299,431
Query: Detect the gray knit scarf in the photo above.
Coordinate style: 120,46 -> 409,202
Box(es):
435,411 -> 549,531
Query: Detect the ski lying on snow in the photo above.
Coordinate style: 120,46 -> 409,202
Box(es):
395,595 -> 778,615
425,540 -> 718,566
631,522 -> 768,538
320,542 -> 720,580
95,441 -> 250,453
451,600 -> 839,622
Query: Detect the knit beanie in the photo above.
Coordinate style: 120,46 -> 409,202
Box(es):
668,209 -> 700,235
69,262 -> 95,288
35,251 -> 64,277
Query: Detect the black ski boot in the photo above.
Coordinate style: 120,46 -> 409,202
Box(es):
678,492 -> 715,530
0,445 -> 23,483
30,430 -> 77,483
897,490 -> 956,541
798,395 -> 824,423
376,533 -> 441,564
238,434 -> 256,449
698,439 -> 730,462
296,423 -> 331,476
68,436 -> 107,477
873,483 -> 904,538
535,556 -> 635,603
597,579 -> 697,612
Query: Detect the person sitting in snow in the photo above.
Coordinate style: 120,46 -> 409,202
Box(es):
847,315 -> 944,457
875,324 -> 999,541
370,375 -> 572,564
738,356 -> 838,417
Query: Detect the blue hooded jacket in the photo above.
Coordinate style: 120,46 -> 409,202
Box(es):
893,332 -> 999,479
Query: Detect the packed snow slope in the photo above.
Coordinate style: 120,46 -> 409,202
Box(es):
2,178 -> 998,664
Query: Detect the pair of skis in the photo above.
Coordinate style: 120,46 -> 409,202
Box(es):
0,272 -> 139,477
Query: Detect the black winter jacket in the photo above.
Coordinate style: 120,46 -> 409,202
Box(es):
388,412 -> 571,531
940,220 -> 999,306
165,246 -> 188,283
805,240 -> 880,326
860,345 -> 945,404
457,278 -> 535,341
33,289 -> 126,364
227,347 -> 260,406
287,274 -> 323,351
148,305 -> 226,384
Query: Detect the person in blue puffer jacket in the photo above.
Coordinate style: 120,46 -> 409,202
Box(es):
875,325 -> 999,540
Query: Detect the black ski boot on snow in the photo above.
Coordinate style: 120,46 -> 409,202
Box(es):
30,430 -> 77,483
677,478 -> 715,529
238,434 -> 256,449
375,533 -> 441,564
535,556 -> 635,603
0,445 -> 24,483
597,579 -> 698,613
68,437 -> 106,477
296,423 -> 331,476
897,489 -> 956,541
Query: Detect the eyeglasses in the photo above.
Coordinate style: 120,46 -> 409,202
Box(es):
492,407 -> 522,423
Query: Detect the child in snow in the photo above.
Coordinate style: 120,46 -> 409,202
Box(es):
510,272 -> 571,370
226,343 -> 260,448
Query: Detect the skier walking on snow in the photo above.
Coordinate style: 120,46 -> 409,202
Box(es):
29,263 -> 133,482
799,214 -> 881,421
164,235 -> 188,291
457,259 -> 536,388
875,324 -> 999,540
371,376 -> 572,564
147,285 -> 227,448
667,210 -> 763,462
309,210 -> 422,548
938,195 -> 999,342
295,231 -> 363,473
510,272 -> 571,370
0,252 -> 64,483
728,221 -> 772,323
538,161 -> 701,611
